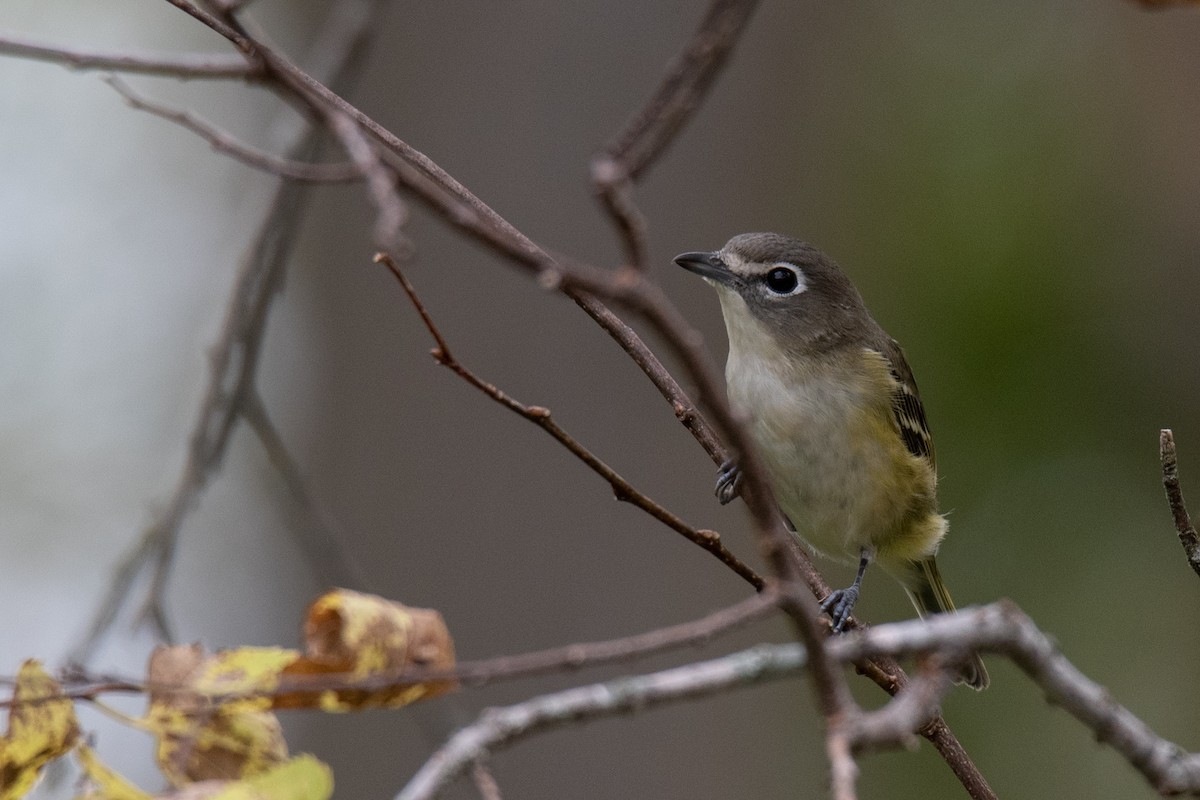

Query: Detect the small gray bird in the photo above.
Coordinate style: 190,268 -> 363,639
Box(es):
675,232 -> 988,690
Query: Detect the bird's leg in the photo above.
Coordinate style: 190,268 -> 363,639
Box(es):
714,458 -> 742,504
820,547 -> 872,633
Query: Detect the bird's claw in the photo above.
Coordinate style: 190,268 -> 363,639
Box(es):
715,458 -> 742,505
820,586 -> 859,633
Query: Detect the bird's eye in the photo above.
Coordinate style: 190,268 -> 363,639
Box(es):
764,265 -> 803,295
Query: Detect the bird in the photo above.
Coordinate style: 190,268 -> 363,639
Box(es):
675,232 -> 988,690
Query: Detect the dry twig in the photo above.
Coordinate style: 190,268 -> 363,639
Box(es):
325,112 -> 407,251
1161,429 -> 1200,579
28,591 -> 780,707
0,33 -> 253,78
103,75 -> 362,182
592,0 -> 761,270
68,0 -> 385,663
376,252 -> 764,590
470,761 -> 504,800
395,642 -> 809,800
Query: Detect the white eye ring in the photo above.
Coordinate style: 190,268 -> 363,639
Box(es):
763,263 -> 807,296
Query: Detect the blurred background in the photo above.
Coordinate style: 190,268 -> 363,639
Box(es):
3,1 -> 1200,797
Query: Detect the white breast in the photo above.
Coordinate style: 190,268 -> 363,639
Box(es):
717,291 -> 913,563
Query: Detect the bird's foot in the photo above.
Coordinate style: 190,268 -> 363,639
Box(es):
715,458 -> 742,505
820,585 -> 859,633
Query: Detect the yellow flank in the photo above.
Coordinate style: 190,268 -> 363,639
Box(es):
848,349 -> 945,580
727,329 -> 946,579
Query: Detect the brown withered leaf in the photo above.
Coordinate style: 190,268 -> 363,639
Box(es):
276,589 -> 457,711
145,645 -> 292,787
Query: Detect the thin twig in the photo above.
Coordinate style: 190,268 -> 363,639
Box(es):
1161,429 -> 1200,579
590,159 -> 649,271
69,0 -> 386,664
441,590 -> 776,689
470,760 -> 503,800
41,592 -> 780,706
242,390 -> 362,587
827,730 -> 859,800
591,0 -> 761,270
570,295 -> 726,462
600,0 -> 761,181
103,75 -> 362,183
843,659 -> 951,755
325,112 -> 407,251
376,252 -> 763,590
0,33 -> 254,78
162,0 -> 253,54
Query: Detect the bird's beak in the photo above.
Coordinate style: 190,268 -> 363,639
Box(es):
673,251 -> 738,288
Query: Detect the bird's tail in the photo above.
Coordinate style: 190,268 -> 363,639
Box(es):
903,557 -> 990,691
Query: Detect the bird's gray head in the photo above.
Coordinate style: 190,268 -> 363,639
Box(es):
674,232 -> 872,355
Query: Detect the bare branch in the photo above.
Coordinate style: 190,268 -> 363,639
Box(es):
590,159 -> 649,271
103,75 -> 362,182
827,730 -> 859,800
913,708 -> 995,800
46,592 -> 779,707
207,0 -> 258,13
571,295 -> 726,462
241,390 -> 362,588
834,602 -> 1200,796
591,0 -> 761,270
600,0 -> 761,181
418,590 -> 777,690
376,252 -> 763,590
69,0 -> 387,663
843,660 -> 951,754
1161,429 -> 1200,579
326,112 -> 407,251
148,5 -> 986,795
470,761 -> 503,800
162,0 -> 253,55
398,601 -> 1200,800
0,32 -> 253,78
395,643 -> 809,800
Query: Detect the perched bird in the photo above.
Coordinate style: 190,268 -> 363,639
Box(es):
675,232 -> 988,690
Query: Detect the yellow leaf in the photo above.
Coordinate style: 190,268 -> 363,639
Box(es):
276,590 -> 456,712
0,660 -> 79,800
144,646 -> 291,786
192,648 -> 299,713
75,745 -> 151,800
105,756 -> 331,800
208,755 -> 332,800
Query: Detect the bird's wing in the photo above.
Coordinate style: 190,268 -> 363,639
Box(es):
874,337 -> 936,470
